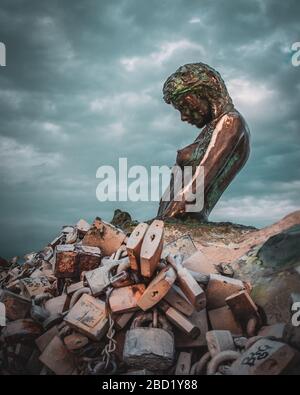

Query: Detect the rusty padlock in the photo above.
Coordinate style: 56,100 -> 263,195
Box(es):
0,290 -> 31,321
82,217 -> 126,257
123,310 -> 175,372
54,244 -> 78,278
77,245 -> 101,275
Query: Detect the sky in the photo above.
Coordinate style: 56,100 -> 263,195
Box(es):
0,0 -> 299,259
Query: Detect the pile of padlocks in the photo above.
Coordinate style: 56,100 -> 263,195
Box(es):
0,217 -> 299,375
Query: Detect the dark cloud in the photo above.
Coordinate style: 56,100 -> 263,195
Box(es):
0,0 -> 299,257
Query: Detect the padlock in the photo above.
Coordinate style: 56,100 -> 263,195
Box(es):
65,227 -> 78,244
225,289 -> 258,318
43,313 -> 64,331
126,222 -> 149,271
29,268 -> 44,279
122,369 -> 155,375
30,299 -> 50,324
20,276 -> 51,298
174,308 -> 208,348
164,284 -> 195,317
54,244 -> 78,278
123,311 -> 175,371
183,250 -> 218,275
137,265 -> 177,311
76,219 -> 90,237
110,270 -> 132,288
208,306 -> 243,336
35,325 -> 60,352
290,292 -> 300,320
158,300 -> 200,339
82,217 -> 126,256
205,274 -> 245,310
39,246 -> 54,262
283,323 -> 300,351
63,332 -> 89,351
140,220 -> 164,278
113,311 -> 135,330
84,259 -> 122,296
225,290 -> 260,332
39,335 -> 76,375
206,330 -> 236,357
64,293 -> 108,341
229,338 -> 300,375
0,290 -> 31,320
167,254 -> 206,310
2,319 -> 43,344
109,284 -> 146,314
0,301 -> 6,327
5,279 -> 21,293
67,281 -> 84,295
258,323 -> 285,339
175,351 -> 192,375
49,233 -> 65,249
44,294 -> 69,315
77,245 -> 101,275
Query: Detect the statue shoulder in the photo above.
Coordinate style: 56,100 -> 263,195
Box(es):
219,111 -> 250,136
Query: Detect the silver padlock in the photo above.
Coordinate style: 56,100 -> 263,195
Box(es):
123,310 -> 175,372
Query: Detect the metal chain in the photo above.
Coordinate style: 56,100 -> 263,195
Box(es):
100,286 -> 117,370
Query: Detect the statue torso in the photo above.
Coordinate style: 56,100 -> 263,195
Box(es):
176,110 -> 249,169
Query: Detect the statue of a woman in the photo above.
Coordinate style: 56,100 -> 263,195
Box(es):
157,63 -> 250,221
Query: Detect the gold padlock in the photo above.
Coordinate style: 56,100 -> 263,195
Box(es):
126,222 -> 149,271
167,254 -> 206,310
109,284 -> 146,314
137,265 -> 177,311
140,220 -> 164,278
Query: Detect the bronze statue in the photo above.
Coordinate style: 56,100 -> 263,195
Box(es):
157,63 -> 250,221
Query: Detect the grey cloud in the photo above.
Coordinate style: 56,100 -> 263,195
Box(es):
0,0 -> 299,258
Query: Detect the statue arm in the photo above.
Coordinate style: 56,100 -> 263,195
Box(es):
157,113 -> 248,218
198,113 -> 247,191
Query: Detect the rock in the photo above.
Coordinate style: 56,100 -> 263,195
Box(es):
111,209 -> 133,229
257,225 -> 300,268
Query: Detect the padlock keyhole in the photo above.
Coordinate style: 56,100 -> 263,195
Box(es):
150,234 -> 155,242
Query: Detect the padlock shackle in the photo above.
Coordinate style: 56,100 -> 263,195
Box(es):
131,311 -> 172,332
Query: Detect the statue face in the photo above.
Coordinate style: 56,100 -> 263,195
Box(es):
172,93 -> 212,128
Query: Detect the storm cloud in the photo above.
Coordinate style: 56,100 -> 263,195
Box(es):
0,0 -> 299,258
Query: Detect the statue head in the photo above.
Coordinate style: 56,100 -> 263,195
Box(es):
163,63 -> 234,128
